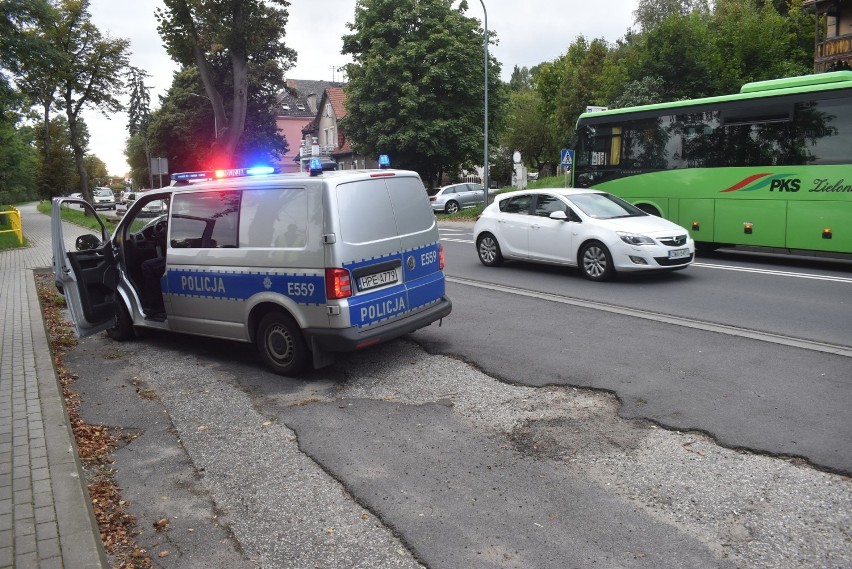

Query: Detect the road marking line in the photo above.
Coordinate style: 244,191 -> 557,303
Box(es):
693,262 -> 852,283
446,275 -> 852,358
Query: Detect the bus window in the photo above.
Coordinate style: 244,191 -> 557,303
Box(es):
797,97 -> 852,164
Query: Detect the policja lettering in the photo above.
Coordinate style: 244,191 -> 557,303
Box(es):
361,297 -> 406,321
181,274 -> 227,293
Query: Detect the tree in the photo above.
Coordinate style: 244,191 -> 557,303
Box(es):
501,89 -> 556,173
155,0 -> 295,167
146,65 -> 287,175
553,38 -> 610,147
126,66 -> 153,187
0,82 -> 39,203
33,114 -> 81,197
508,65 -> 531,91
341,0 -> 504,187
49,0 -> 129,202
633,0 -> 710,33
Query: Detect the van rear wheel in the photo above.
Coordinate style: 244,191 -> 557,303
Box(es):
257,311 -> 308,376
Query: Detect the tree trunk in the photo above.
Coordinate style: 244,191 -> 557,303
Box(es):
66,99 -> 90,206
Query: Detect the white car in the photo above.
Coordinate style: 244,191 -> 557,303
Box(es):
473,188 -> 695,281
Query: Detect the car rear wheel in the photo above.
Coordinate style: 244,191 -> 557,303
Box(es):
477,233 -> 503,267
257,311 -> 307,376
579,241 -> 614,281
445,200 -> 460,214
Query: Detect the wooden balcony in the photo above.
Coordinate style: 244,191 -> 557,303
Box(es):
814,33 -> 852,71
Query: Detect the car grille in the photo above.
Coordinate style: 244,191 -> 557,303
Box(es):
659,234 -> 687,247
654,254 -> 693,266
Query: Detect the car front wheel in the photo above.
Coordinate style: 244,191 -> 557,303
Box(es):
445,200 -> 460,214
579,241 -> 614,281
257,311 -> 307,376
476,233 -> 503,267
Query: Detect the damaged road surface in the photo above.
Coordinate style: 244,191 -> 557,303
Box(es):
64,329 -> 850,569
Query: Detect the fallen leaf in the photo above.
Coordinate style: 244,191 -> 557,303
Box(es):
158,550 -> 170,558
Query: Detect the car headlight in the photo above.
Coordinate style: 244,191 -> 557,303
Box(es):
617,232 -> 655,245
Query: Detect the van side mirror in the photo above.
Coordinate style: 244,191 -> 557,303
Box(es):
75,233 -> 101,251
549,211 -> 568,221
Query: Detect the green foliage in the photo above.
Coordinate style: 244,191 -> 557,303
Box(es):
33,115 -> 85,198
155,0 -> 295,166
340,0 -> 504,187
501,89 -> 556,172
0,92 -> 39,204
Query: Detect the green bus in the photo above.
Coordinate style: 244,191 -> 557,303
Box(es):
570,71 -> 852,255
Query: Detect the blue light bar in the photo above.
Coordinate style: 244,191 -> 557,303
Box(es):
246,166 -> 275,176
173,171 -> 214,181
309,157 -> 323,176
378,154 -> 390,169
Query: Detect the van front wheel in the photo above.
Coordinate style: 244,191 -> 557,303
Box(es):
257,312 -> 308,376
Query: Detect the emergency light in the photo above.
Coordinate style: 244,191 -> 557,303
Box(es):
172,166 -> 279,183
308,157 -> 323,176
378,154 -> 390,169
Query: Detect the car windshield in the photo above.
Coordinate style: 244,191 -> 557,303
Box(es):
95,189 -> 113,197
427,188 -> 442,197
566,193 -> 646,219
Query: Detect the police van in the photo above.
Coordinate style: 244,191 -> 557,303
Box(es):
51,161 -> 452,375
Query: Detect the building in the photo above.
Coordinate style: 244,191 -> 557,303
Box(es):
299,86 -> 378,172
274,79 -> 343,173
804,0 -> 852,72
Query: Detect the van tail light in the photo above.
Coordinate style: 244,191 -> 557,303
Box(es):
438,243 -> 445,270
325,268 -> 352,299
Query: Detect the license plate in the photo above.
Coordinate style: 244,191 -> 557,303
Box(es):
668,248 -> 690,259
358,269 -> 398,290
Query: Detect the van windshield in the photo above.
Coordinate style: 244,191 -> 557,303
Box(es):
336,177 -> 434,243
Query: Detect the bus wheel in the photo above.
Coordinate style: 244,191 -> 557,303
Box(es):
637,204 -> 661,217
107,299 -> 135,341
257,311 -> 308,376
579,241 -> 614,282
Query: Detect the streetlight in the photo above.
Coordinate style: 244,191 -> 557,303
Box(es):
187,92 -> 218,139
478,0 -> 489,203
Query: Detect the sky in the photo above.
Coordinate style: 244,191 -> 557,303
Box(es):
83,0 -> 638,176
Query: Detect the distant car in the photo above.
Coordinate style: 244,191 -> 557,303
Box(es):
428,182 -> 486,214
139,198 -> 167,217
92,188 -> 116,210
473,188 -> 695,281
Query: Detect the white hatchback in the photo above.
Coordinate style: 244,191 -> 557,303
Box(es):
473,188 -> 695,281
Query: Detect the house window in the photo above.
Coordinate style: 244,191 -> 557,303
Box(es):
326,103 -> 332,117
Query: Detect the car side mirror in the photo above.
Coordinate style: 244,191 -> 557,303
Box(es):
549,211 -> 568,221
75,233 -> 101,251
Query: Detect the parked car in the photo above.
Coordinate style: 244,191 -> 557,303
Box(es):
473,188 -> 695,281
428,182 -> 486,214
92,188 -> 116,210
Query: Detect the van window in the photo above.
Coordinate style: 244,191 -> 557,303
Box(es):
385,177 -> 434,235
240,188 -> 308,248
171,190 -> 240,248
336,177 -> 433,244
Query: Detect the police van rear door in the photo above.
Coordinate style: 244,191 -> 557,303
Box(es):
332,173 -> 444,328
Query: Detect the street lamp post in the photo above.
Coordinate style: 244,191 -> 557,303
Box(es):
188,93 -> 218,139
479,0 -> 489,203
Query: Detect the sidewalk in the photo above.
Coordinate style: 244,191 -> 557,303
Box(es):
0,202 -> 106,568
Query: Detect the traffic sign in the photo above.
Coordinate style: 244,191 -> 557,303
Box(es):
560,149 -> 574,166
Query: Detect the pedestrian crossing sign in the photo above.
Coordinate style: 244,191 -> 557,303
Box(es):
561,149 -> 574,166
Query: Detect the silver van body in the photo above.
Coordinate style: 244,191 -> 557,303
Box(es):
52,168 -> 451,375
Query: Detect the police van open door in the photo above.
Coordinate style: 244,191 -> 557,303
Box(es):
51,197 -> 119,337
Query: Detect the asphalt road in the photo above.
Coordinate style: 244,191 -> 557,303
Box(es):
57,223 -> 851,568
